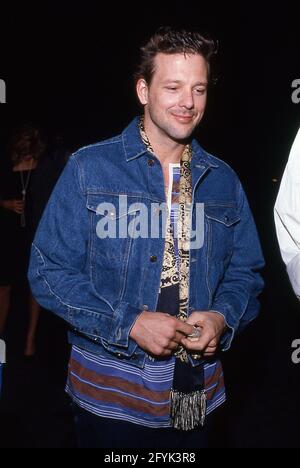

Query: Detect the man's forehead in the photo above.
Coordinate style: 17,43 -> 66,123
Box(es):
153,53 -> 208,78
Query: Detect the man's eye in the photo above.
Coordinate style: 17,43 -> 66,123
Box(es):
195,89 -> 206,95
166,87 -> 177,91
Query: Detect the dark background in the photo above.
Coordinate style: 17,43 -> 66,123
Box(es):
0,2 -> 300,448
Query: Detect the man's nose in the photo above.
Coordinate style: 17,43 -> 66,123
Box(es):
179,90 -> 194,109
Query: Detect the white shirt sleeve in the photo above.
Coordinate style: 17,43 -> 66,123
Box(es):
274,128 -> 300,297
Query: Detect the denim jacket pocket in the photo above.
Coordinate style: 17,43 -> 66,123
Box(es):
205,205 -> 240,257
205,205 -> 241,292
86,192 -> 143,304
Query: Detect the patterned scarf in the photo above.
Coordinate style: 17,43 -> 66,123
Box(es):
139,118 -> 206,430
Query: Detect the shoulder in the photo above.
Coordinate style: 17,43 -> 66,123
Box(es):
70,134 -> 123,166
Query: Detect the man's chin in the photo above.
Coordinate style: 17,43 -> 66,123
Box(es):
169,129 -> 195,143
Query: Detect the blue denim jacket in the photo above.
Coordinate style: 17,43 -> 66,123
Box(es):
28,118 -> 264,368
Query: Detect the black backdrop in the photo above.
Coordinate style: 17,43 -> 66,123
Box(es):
0,2 -> 300,448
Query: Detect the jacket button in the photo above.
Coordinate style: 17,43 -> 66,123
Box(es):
150,255 -> 157,263
225,216 -> 229,222
148,159 -> 155,167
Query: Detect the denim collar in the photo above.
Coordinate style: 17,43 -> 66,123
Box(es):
122,116 -> 219,169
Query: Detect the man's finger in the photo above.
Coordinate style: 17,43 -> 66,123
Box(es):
203,351 -> 216,357
175,320 -> 195,337
173,331 -> 189,344
204,346 -> 217,354
181,336 -> 209,352
165,340 -> 181,351
205,344 -> 217,350
206,339 -> 218,348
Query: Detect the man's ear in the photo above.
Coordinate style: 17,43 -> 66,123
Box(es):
136,78 -> 149,105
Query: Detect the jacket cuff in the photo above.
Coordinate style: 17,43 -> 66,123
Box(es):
209,305 -> 237,351
100,337 -> 141,359
107,302 -> 143,348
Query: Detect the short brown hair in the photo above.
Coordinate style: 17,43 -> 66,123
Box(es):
134,26 -> 218,85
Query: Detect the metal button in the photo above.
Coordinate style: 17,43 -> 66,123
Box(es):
225,216 -> 229,222
147,159 -> 155,167
142,305 -> 149,311
150,255 -> 157,263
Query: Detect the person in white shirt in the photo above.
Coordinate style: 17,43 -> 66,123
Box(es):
274,127 -> 300,297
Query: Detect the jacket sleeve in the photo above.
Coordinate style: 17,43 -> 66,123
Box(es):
211,180 -> 265,350
274,128 -> 300,298
28,154 -> 141,357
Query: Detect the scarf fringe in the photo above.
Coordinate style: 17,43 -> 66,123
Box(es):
170,389 -> 207,431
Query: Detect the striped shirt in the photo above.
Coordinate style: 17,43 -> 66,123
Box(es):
67,346 -> 225,428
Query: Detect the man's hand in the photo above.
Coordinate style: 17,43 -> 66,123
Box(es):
1,199 -> 24,214
130,311 -> 195,358
181,311 -> 227,358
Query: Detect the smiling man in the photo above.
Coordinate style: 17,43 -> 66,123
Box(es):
137,52 -> 207,143
28,27 -> 264,448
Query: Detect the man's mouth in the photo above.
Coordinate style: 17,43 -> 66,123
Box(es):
172,113 -> 194,123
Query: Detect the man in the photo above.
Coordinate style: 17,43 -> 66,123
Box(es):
28,27 -> 264,448
275,128 -> 300,296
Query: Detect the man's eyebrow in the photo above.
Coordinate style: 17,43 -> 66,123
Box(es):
162,79 -> 208,86
162,80 -> 183,84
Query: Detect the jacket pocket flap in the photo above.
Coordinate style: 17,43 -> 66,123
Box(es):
205,205 -> 240,227
86,194 -> 141,219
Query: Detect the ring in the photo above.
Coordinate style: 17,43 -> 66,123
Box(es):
187,326 -> 201,339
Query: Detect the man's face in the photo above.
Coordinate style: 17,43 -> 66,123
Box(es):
137,53 -> 208,143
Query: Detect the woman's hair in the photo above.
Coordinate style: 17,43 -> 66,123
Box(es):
8,123 -> 46,164
134,26 -> 218,85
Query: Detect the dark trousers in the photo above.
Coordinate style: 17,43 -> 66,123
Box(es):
72,405 -> 214,449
